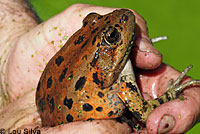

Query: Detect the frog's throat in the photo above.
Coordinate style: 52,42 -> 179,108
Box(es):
119,59 -> 141,95
120,59 -> 134,76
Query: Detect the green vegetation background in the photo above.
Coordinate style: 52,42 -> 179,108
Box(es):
28,0 -> 200,133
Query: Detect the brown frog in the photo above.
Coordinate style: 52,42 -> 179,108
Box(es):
36,9 -> 200,127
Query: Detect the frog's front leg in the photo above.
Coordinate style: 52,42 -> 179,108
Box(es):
117,59 -> 150,122
118,63 -> 200,123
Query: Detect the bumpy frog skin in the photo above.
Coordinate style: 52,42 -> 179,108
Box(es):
36,9 -> 200,127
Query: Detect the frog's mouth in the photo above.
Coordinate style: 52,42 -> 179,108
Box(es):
120,19 -> 136,66
118,31 -> 135,76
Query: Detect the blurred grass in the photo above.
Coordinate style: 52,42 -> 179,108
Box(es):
28,0 -> 200,133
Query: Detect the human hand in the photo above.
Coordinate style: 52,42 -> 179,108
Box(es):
0,2 -> 199,134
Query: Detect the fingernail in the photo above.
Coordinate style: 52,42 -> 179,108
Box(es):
158,115 -> 175,134
136,38 -> 161,55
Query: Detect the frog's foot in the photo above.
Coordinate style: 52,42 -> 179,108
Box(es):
166,65 -> 200,95
141,65 -> 200,123
151,65 -> 200,107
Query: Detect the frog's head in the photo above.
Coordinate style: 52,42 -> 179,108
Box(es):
83,9 -> 135,88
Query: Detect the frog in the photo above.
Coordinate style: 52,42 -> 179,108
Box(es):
35,9 -> 200,127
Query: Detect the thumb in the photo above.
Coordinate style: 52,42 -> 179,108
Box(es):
146,95 -> 199,134
6,4 -> 115,101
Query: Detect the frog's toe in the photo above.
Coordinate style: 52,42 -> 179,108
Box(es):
173,65 -> 193,86
175,80 -> 200,92
167,65 -> 200,94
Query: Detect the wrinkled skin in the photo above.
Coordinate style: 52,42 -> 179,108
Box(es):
0,1 -> 199,134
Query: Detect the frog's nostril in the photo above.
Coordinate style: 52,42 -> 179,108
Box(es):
122,14 -> 129,22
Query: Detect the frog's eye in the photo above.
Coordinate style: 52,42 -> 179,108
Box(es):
104,28 -> 121,44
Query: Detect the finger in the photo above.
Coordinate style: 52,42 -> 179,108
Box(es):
0,0 -> 37,104
6,4 -> 116,100
0,90 -> 38,130
19,121 -> 131,134
135,63 -> 168,98
147,90 -> 200,133
138,64 -> 200,133
39,120 -> 131,134
129,10 -> 162,70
